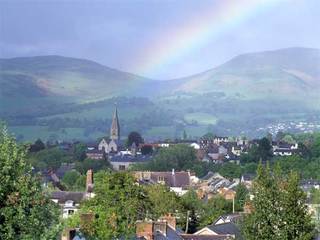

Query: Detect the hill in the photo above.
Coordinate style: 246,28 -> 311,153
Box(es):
174,47 -> 320,103
1,48 -> 320,140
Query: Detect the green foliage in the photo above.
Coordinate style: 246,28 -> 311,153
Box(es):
29,138 -> 46,152
74,171 -> 150,239
132,144 -> 197,172
72,143 -> 87,161
141,144 -> 153,155
234,183 -> 248,211
62,170 -> 86,191
27,147 -> 72,171
75,158 -> 110,174
242,164 -> 315,239
0,126 -> 60,240
180,190 -> 204,233
126,131 -> 144,147
219,162 -> 242,179
144,184 -> 181,220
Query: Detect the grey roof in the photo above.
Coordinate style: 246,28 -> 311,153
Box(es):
86,149 -> 104,154
213,214 -> 242,225
110,154 -> 152,163
51,191 -> 85,204
207,223 -> 242,240
181,235 -> 232,240
153,225 -> 183,240
150,172 -> 190,188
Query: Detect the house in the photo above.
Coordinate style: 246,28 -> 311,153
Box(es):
109,153 -> 152,171
85,149 -> 105,160
212,214 -> 242,225
194,222 -> 242,239
136,214 -> 182,240
135,170 -> 192,195
51,191 -> 85,218
241,174 -> 255,188
272,141 -> 299,156
51,170 -> 94,218
217,188 -> 236,201
190,142 -> 200,150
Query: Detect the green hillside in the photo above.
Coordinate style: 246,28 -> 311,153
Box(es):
1,48 -> 320,141
175,47 -> 320,102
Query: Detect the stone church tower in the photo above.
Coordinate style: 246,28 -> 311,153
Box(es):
110,107 -> 120,140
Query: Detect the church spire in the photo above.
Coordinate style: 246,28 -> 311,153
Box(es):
110,106 -> 120,140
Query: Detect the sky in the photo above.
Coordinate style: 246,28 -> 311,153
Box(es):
0,0 -> 319,79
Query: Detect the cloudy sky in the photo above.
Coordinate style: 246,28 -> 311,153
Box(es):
0,0 -> 319,79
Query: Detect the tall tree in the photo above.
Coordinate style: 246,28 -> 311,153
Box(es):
29,138 -> 46,152
0,127 -> 59,240
127,131 -> 144,147
242,163 -> 315,239
73,171 -> 149,239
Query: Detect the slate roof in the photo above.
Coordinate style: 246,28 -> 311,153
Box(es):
153,225 -> 183,240
110,154 -> 152,163
213,214 -> 242,225
150,172 -> 190,188
51,191 -> 85,204
207,223 -> 242,240
181,235 -> 232,240
86,149 -> 104,154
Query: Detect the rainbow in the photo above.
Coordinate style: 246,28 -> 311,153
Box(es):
134,0 -> 283,78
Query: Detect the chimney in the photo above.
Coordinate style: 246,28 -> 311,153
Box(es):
86,169 -> 93,193
136,221 -> 154,240
160,213 -> 176,230
172,168 -> 175,175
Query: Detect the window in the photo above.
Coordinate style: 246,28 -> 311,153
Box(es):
119,165 -> 126,171
68,210 -> 74,215
158,176 -> 165,182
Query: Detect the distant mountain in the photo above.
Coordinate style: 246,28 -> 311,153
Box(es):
1,48 -> 320,140
0,55 -> 152,100
174,47 -> 320,103
1,48 -> 320,114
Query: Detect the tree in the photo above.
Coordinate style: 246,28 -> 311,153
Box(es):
183,130 -> 188,140
0,126 -> 59,240
71,171 -> 149,239
75,158 -> 110,174
127,131 -> 144,147
29,138 -> 46,152
242,163 -> 315,239
141,144 -> 197,171
276,131 -> 285,142
72,143 -> 87,161
257,137 -> 273,161
181,190 -> 203,233
282,134 -> 295,144
234,183 -> 248,211
141,144 -> 153,155
145,184 -> 181,220
62,170 -> 82,190
200,196 -> 232,228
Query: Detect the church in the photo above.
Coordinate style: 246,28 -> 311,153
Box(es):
97,107 -> 122,154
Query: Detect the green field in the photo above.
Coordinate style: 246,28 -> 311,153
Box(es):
8,126 -> 104,142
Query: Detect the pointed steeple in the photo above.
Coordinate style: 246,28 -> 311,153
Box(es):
110,106 -> 120,140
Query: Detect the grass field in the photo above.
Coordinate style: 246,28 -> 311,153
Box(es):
8,126 -> 104,142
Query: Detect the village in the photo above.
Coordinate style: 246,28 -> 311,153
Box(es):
37,108 -> 320,239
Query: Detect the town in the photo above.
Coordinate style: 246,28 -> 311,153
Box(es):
3,107 -> 317,239
1,1 -> 320,239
